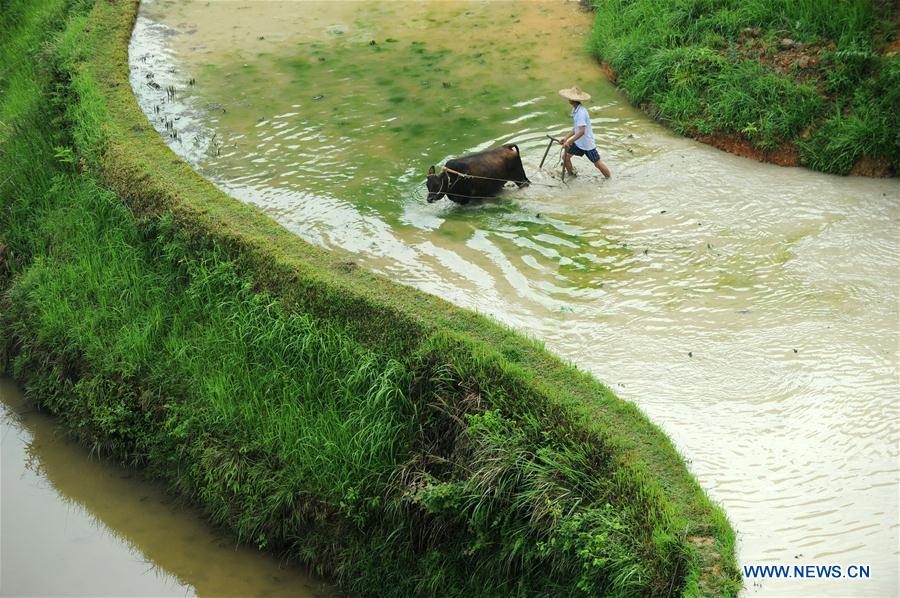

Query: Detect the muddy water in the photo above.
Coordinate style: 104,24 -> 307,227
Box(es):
0,379 -> 334,597
127,1 -> 899,595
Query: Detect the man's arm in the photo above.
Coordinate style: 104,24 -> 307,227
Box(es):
563,126 -> 586,148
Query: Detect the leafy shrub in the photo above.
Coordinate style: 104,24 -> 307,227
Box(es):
589,0 -> 892,172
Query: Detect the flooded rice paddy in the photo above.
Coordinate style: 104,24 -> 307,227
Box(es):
0,379 -> 334,597
124,0 -> 900,595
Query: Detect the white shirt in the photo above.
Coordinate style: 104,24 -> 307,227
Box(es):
572,103 -> 595,151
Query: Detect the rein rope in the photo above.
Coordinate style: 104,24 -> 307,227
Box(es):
441,166 -> 528,185
439,166 -> 562,189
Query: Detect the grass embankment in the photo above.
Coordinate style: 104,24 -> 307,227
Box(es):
0,0 -> 739,595
589,0 -> 899,175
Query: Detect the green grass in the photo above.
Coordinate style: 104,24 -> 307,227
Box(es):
1,0 -> 740,595
589,0 -> 899,174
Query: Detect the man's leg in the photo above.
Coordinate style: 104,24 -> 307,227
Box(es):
593,158 -> 611,179
563,151 -> 576,176
585,148 -> 610,178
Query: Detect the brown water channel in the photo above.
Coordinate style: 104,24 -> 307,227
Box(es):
0,379 -> 334,597
124,0 -> 900,596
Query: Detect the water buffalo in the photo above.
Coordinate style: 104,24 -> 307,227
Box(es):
426,143 -> 530,204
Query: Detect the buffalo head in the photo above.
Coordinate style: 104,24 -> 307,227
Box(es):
426,165 -> 449,203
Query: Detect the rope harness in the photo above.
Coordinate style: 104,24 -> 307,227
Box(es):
425,163 -> 566,201
429,167 -> 492,201
440,166 -> 530,186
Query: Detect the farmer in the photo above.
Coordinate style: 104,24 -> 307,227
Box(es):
558,86 -> 611,179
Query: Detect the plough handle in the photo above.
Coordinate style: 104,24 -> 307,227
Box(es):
539,135 -> 562,170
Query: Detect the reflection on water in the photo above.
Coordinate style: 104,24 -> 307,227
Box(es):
0,379 -> 334,597
129,1 -> 899,596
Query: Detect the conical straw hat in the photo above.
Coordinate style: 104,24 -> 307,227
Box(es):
558,86 -> 591,102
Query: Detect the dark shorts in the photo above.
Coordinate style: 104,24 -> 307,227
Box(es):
566,144 -> 601,163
